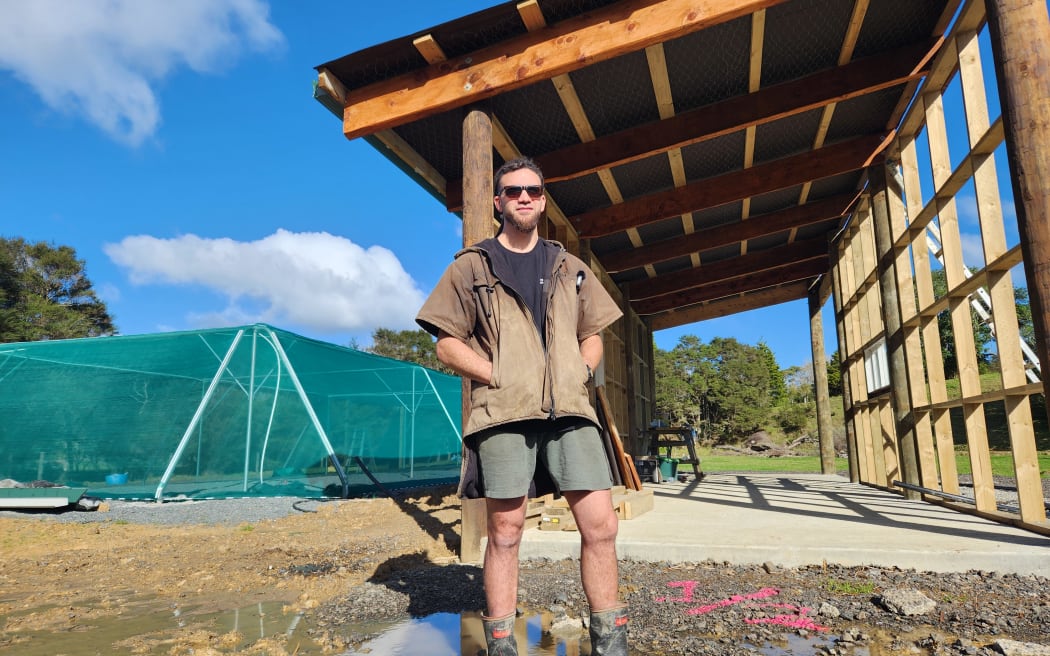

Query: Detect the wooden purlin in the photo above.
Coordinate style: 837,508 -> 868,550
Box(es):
572,133 -> 889,239
340,0 -> 786,140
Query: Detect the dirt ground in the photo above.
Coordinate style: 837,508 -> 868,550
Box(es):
2,486 -> 1048,655
0,489 -> 462,655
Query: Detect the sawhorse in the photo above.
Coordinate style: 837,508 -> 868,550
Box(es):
646,426 -> 704,481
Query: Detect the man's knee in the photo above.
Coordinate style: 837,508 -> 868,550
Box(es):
487,503 -> 527,549
579,506 -> 619,544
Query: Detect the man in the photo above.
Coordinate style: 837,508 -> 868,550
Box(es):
416,157 -> 628,655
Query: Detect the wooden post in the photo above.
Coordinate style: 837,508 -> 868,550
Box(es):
622,283 -> 639,455
831,257 -> 859,482
985,0 -> 1050,425
868,164 -> 921,498
459,106 -> 494,564
808,286 -> 836,474
462,108 -> 495,248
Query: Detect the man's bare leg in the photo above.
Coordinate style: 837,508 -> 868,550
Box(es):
564,489 -> 620,610
483,495 -> 528,617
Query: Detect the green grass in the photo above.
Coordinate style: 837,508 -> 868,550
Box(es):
688,448 -> 849,474
824,579 -> 875,595
942,372 -> 1004,400
953,451 -> 1050,477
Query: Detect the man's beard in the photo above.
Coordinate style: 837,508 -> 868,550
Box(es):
503,211 -> 539,234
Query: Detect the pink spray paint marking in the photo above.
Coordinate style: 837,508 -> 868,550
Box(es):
685,586 -> 780,614
653,580 -> 698,603
745,614 -> 828,631
655,582 -> 828,632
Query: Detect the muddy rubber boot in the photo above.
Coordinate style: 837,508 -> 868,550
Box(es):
480,612 -> 518,656
589,605 -> 628,656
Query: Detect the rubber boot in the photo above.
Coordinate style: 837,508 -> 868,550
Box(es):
589,605 -> 628,656
480,612 -> 518,656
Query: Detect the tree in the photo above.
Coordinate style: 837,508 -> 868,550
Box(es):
928,268 -> 1037,378
364,327 -> 453,374
757,340 -> 786,403
654,336 -> 708,429
826,350 -> 843,396
704,337 -> 772,439
929,268 -> 993,377
0,238 -> 115,342
1015,285 -> 1035,351
655,335 -> 773,443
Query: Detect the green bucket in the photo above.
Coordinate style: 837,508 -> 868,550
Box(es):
658,457 -> 679,480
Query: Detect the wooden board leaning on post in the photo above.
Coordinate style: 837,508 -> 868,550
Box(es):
596,386 -> 643,491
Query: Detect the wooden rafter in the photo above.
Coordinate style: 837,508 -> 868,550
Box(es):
573,132 -> 889,238
514,0 -> 649,270
632,257 -> 828,315
444,38 -> 935,209
341,0 -> 784,140
739,8 -> 766,254
536,39 -> 935,185
650,281 -> 810,330
604,191 -> 857,273
792,0 -> 871,242
629,237 -> 829,300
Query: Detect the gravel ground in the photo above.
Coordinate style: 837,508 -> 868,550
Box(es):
4,484 -> 1049,655
0,496 -> 328,524
313,558 -> 1050,656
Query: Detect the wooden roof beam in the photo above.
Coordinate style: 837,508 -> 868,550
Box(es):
604,190 -> 858,273
536,38 -> 936,184
444,39 -> 935,209
340,0 -> 785,140
573,132 -> 889,238
633,257 -> 828,315
650,281 -> 809,330
629,237 -> 829,300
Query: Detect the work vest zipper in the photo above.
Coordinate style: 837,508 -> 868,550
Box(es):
545,254 -> 565,420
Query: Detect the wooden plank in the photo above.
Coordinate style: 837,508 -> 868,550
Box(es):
633,257 -> 827,315
604,191 -> 856,273
958,15 -> 1046,524
899,0 -> 983,139
649,281 -> 807,330
539,506 -> 577,531
342,0 -> 785,140
613,488 -> 655,520
994,0 -> 1050,524
573,134 -> 888,238
597,386 -> 642,491
460,497 -> 487,563
831,255 -> 861,482
629,237 -> 828,301
869,164 -> 921,495
412,34 -> 448,65
925,85 -> 997,513
532,39 -> 936,184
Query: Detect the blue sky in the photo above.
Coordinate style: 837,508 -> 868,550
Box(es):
0,1 -> 1018,371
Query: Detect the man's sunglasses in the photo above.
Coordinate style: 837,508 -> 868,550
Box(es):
499,185 -> 544,199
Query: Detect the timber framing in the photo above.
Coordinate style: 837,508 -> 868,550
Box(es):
571,133 -> 889,239
315,0 -> 1049,537
340,0 -> 785,140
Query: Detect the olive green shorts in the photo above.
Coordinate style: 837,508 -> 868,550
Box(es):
475,419 -> 613,499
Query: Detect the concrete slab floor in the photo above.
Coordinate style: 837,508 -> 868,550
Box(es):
517,473 -> 1050,577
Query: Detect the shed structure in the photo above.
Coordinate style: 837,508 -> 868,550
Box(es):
314,0 -> 1049,535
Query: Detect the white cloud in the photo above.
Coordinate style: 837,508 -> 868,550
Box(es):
0,0 -> 283,145
104,230 -> 427,334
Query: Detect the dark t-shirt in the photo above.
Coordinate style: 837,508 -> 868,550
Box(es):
489,239 -> 549,343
